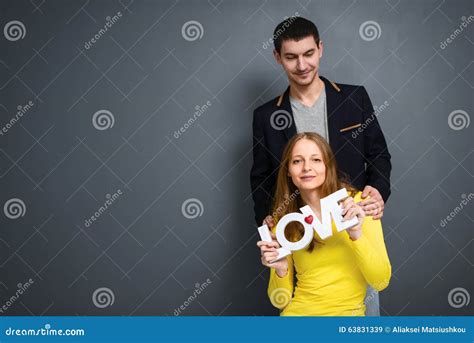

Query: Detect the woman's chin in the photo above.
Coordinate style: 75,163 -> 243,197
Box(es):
297,183 -> 321,192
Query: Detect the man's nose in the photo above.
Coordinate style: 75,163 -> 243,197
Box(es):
296,57 -> 306,70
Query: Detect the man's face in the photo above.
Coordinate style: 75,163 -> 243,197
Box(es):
274,36 -> 323,87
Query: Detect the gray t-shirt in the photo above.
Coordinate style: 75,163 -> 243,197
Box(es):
290,85 -> 329,141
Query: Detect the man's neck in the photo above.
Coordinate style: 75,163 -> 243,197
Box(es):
289,75 -> 324,107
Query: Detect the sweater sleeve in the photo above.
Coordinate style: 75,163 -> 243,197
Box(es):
267,254 -> 294,310
349,210 -> 392,291
267,226 -> 295,310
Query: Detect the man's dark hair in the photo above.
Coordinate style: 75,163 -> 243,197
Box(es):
273,17 -> 320,54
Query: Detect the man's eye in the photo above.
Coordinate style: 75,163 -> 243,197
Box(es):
305,53 -> 314,57
287,56 -> 295,60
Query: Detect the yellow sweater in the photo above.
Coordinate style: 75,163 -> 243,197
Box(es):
267,192 -> 391,316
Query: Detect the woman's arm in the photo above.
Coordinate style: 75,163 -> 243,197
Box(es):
260,225 -> 295,310
267,254 -> 294,310
349,214 -> 392,291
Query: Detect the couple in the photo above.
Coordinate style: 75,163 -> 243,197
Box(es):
250,17 -> 392,316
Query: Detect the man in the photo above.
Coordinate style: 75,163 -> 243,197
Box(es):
250,17 -> 391,316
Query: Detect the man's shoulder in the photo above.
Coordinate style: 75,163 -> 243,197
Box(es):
325,80 -> 371,107
254,94 -> 281,115
329,80 -> 366,95
253,79 -> 368,115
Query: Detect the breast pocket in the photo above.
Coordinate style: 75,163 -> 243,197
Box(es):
339,123 -> 362,134
338,123 -> 364,155
337,123 -> 366,184
339,123 -> 364,140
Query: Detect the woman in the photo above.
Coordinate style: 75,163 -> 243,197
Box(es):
256,132 -> 391,316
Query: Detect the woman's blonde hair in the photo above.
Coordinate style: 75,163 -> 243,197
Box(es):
271,132 -> 357,251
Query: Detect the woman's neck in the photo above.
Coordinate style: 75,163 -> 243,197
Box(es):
299,189 -> 322,215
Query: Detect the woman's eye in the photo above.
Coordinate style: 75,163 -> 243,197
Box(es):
293,159 -> 301,164
313,158 -> 321,162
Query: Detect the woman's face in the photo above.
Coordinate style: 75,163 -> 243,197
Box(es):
288,139 -> 326,192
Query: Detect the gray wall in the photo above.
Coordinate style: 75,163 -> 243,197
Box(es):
0,0 -> 472,316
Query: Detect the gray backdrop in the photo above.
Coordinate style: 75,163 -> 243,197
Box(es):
0,0 -> 472,316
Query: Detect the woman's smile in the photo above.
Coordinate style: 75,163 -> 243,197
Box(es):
300,175 -> 315,182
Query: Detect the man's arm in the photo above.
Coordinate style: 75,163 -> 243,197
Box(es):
360,86 -> 392,203
250,109 -> 273,226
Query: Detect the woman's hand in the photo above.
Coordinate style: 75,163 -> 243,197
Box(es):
263,215 -> 275,229
257,231 -> 288,277
341,196 -> 365,241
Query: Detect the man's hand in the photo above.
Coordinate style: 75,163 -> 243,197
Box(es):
358,185 -> 384,220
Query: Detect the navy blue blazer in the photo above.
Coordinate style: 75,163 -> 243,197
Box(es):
250,76 -> 392,226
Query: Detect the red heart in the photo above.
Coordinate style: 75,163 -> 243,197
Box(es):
304,215 -> 313,224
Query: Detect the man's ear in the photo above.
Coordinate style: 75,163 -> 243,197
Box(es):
318,40 -> 324,58
273,49 -> 282,65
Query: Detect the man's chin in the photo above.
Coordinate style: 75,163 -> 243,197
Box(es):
291,74 -> 316,86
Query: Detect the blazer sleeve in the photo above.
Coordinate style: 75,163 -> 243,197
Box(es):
250,108 -> 273,226
360,86 -> 392,202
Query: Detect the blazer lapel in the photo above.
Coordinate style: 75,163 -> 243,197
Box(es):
275,86 -> 297,141
320,76 -> 342,153
277,76 -> 342,153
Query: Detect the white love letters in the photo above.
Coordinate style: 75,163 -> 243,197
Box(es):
258,188 -> 358,262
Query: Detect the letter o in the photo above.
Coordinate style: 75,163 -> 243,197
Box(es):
275,213 -> 314,251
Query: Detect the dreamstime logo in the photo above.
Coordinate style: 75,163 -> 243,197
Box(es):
439,193 -> 473,228
181,198 -> 204,219
4,21 -> 26,41
440,16 -> 474,50
359,21 -> 381,41
352,100 -> 390,139
0,278 -> 34,314
4,323 -> 85,336
181,21 -> 203,41
448,110 -> 470,131
262,12 -> 300,49
269,288 -> 292,309
92,287 -> 115,308
4,198 -> 26,219
272,189 -> 300,220
173,100 -> 212,139
0,100 -> 34,136
84,189 -> 123,228
270,109 -> 292,131
173,278 -> 212,315
84,11 -> 123,50
92,109 -> 115,130
448,287 -> 470,308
